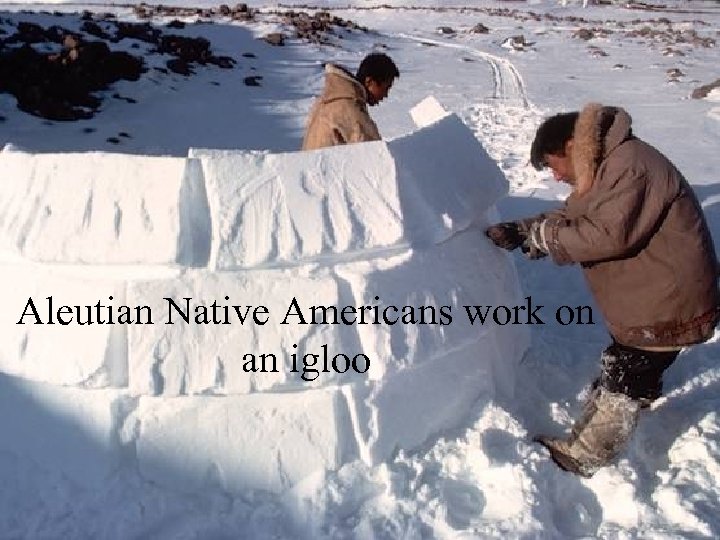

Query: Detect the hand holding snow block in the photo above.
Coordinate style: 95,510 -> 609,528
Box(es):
0,152 -> 210,265
386,113 -> 508,247
132,388 -> 357,494
0,264 -> 126,387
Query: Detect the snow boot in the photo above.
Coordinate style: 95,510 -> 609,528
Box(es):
533,388 -> 640,478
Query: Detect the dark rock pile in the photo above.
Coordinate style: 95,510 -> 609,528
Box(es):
691,79 -> 720,99
265,9 -> 369,46
0,13 -> 237,120
133,3 -> 254,22
470,23 -> 490,34
0,24 -> 144,120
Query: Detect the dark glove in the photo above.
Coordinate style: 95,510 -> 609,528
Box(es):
485,222 -> 526,251
520,220 -> 549,259
520,242 -> 548,260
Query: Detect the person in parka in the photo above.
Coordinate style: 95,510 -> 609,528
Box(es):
302,53 -> 399,150
486,103 -> 720,477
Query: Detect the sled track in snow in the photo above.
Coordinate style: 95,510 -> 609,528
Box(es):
396,34 -> 530,109
395,33 -> 546,193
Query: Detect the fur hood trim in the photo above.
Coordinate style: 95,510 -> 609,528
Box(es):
320,63 -> 367,105
572,103 -> 633,195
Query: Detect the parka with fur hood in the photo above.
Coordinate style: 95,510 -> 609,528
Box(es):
302,64 -> 381,151
538,103 -> 720,348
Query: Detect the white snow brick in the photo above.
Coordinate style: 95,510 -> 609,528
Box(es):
191,103 -> 507,269
335,227 -> 525,381
0,263 -> 127,387
348,341 -> 498,464
410,95 -> 451,128
387,113 -> 507,247
335,228 -> 529,463
191,143 -> 402,269
0,373 -> 124,488
0,152 -> 210,265
127,270 -> 366,396
132,388 -> 357,494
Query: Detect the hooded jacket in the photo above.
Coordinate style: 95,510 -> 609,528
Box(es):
541,103 -> 720,348
302,64 -> 381,151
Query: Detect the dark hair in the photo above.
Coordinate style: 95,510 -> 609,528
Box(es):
356,53 -> 400,84
530,112 -> 579,170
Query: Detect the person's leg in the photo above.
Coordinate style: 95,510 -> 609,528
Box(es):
535,342 -> 679,477
599,342 -> 679,406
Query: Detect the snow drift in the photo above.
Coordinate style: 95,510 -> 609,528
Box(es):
0,98 -> 528,494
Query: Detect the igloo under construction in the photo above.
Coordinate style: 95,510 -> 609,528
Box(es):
0,98 -> 528,494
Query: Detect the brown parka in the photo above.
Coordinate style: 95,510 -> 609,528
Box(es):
302,64 -> 381,151
539,103 -> 720,348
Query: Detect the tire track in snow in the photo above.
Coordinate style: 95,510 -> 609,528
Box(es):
396,33 -> 547,193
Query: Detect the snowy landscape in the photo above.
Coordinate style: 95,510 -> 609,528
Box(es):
1,0 -> 719,538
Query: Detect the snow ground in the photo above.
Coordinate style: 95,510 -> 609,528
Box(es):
1,0 -> 720,538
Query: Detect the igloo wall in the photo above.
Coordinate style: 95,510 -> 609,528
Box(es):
0,100 -> 528,494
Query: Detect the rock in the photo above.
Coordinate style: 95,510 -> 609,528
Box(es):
232,11 -> 253,21
63,33 -> 80,50
573,28 -> 595,40
244,75 -> 262,86
166,58 -> 193,76
501,35 -> 533,51
691,79 -> 720,99
263,33 -> 285,46
81,21 -> 110,40
115,22 -> 161,44
437,26 -> 456,35
662,47 -> 685,56
471,23 -> 490,34
209,55 -> 235,69
0,34 -> 144,121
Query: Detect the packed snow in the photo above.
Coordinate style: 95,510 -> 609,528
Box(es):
1,0 -> 719,538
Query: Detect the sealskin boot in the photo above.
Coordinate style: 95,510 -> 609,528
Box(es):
533,388 -> 640,478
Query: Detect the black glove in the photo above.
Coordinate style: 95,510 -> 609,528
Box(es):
520,242 -> 548,260
520,220 -> 549,259
485,222 -> 526,251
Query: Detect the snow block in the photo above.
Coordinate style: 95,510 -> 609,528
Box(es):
132,388 -> 357,494
351,341 -> 496,464
0,373 -> 124,488
335,227 -> 528,463
0,263 -> 127,387
190,144 -> 402,269
127,270 -> 367,396
335,227 -> 524,380
0,152 -> 210,266
410,95 -> 451,129
190,105 -> 507,269
388,113 -> 507,247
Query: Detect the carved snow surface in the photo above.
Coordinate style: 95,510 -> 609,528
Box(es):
0,151 -> 210,265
